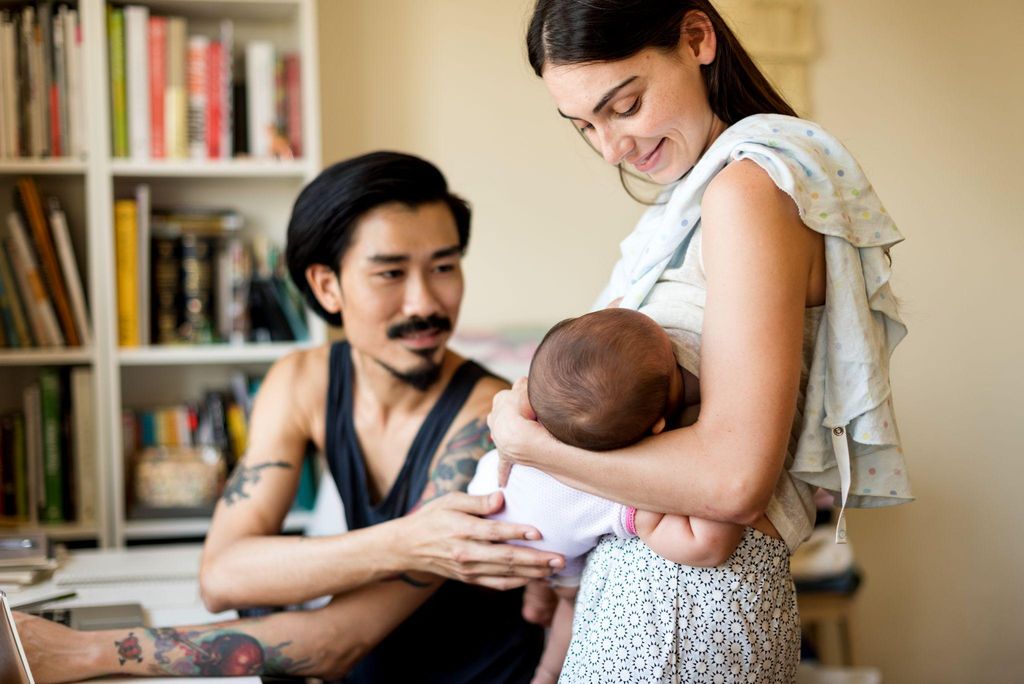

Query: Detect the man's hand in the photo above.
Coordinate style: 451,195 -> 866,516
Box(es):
398,490 -> 563,590
14,612 -> 100,684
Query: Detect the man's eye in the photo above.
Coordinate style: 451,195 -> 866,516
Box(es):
435,263 -> 456,273
575,121 -> 594,133
378,270 -> 403,280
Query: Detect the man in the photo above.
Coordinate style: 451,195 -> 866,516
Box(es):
16,152 -> 560,683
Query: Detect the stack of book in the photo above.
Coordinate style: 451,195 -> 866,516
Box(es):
122,371 -> 318,518
0,533 -> 57,586
114,185 -> 309,347
0,4 -> 87,160
108,3 -> 302,161
0,366 -> 96,526
0,177 -> 90,349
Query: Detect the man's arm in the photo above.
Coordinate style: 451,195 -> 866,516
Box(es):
16,579 -> 432,683
200,354 -> 559,611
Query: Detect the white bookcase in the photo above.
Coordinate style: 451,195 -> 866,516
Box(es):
0,0 -> 323,547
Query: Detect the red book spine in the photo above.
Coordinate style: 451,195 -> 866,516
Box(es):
49,85 -> 62,156
148,16 -> 167,159
206,41 -> 222,159
285,54 -> 301,158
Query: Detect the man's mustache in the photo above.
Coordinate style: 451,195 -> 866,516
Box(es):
386,315 -> 452,340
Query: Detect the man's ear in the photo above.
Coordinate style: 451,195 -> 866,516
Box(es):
651,417 -> 667,435
306,264 -> 343,316
681,10 -> 717,66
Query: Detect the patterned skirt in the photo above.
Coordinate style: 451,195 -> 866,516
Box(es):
560,528 -> 800,684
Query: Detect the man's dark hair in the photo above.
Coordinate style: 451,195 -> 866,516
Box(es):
528,308 -> 673,451
285,151 -> 471,326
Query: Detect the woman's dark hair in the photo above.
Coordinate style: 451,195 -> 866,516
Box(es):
527,0 -> 796,199
285,151 -> 471,326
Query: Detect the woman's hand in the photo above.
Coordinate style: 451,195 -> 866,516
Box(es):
397,490 -> 563,590
487,377 -> 554,485
14,612 -> 102,683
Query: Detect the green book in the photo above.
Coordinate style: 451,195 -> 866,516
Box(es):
39,368 -> 65,523
107,6 -> 128,158
12,413 -> 27,519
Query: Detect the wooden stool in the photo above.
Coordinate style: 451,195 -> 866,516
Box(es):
797,591 -> 855,666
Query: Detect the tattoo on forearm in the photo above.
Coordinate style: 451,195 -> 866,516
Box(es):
419,418 -> 492,504
116,632 -> 143,665
112,626 -> 311,676
221,461 -> 293,505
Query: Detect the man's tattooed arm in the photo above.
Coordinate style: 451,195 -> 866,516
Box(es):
417,417 -> 493,505
107,622 -> 312,677
221,460 -> 293,506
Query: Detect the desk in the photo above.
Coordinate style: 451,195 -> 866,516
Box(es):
6,544 -> 259,684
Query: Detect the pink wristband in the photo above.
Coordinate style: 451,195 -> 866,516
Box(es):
624,506 -> 638,536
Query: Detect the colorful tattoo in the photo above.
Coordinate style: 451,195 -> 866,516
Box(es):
221,460 -> 293,505
115,632 -> 143,665
145,626 -> 310,676
418,417 -> 492,505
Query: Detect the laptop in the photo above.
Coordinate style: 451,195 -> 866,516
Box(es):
0,591 -> 35,684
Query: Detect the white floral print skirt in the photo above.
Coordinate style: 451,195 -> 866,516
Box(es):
560,527 -> 800,684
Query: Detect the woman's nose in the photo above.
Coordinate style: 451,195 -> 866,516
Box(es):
598,126 -> 633,166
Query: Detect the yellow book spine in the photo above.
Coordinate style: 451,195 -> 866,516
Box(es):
114,199 -> 139,346
225,404 -> 248,461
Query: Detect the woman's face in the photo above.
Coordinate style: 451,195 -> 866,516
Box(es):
541,21 -> 726,184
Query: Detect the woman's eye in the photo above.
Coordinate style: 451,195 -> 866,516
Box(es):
616,98 -> 641,117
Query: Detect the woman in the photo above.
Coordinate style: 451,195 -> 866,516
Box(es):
489,1 -> 911,681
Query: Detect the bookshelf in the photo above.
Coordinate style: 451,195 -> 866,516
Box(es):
0,0 -> 323,548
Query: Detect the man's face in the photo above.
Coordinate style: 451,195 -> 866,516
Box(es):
337,201 -> 464,390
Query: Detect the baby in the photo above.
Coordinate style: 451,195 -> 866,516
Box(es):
469,307 -> 747,684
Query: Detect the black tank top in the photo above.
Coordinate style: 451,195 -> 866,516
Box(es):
325,342 -> 543,684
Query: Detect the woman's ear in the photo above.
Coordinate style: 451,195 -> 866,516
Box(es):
651,417 -> 667,435
306,264 -> 343,316
681,10 -> 717,66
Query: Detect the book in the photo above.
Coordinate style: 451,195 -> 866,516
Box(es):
164,16 -> 187,159
5,211 -> 63,347
186,34 -> 208,159
0,236 -> 33,347
205,39 -> 223,159
218,20 -> 233,159
114,198 -> 139,346
21,7 -> 43,157
0,416 -> 16,515
284,53 -> 302,158
58,367 -> 76,521
22,384 -> 41,525
245,40 -> 275,158
11,414 -> 28,519
150,233 -> 180,344
124,4 -> 150,161
63,8 -> 84,158
179,232 -> 215,343
16,9 -> 33,157
70,367 -> 96,524
50,7 -> 66,158
147,15 -> 167,159
0,14 -> 19,157
38,368 -> 64,523
0,250 -> 26,347
107,5 -> 127,158
38,0 -> 55,156
135,184 -> 151,345
16,178 -> 79,345
46,197 -> 91,346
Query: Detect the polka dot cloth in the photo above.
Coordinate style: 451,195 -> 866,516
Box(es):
560,529 -> 800,683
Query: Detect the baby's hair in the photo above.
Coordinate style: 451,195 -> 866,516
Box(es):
528,308 -> 672,451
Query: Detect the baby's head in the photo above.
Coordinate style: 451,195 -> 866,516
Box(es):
528,308 -> 683,451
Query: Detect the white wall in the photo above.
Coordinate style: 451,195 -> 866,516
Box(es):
318,1 -> 1024,680
811,1 -> 1024,681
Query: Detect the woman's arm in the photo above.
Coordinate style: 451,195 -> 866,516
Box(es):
201,351 -> 558,611
491,161 -> 820,524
